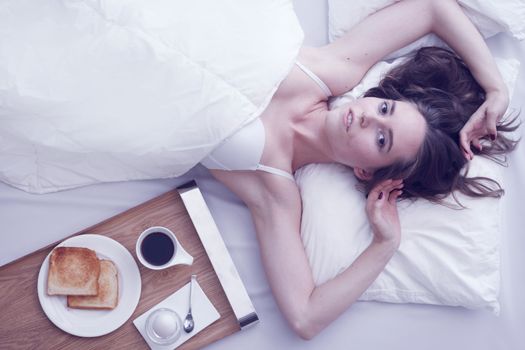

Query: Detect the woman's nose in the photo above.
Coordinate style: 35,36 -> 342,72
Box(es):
359,114 -> 367,127
359,113 -> 373,128
359,112 -> 380,128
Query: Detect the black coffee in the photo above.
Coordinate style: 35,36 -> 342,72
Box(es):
140,232 -> 176,266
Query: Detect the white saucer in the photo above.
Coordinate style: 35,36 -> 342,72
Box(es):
37,234 -> 142,337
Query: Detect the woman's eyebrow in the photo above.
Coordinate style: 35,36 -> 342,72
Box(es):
390,101 -> 396,116
386,101 -> 395,152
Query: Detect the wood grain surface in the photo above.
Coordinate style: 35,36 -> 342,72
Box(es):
0,189 -> 241,349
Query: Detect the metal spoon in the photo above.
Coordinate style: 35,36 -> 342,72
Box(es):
183,275 -> 196,333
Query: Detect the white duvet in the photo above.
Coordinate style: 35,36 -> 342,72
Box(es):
0,0 -> 303,193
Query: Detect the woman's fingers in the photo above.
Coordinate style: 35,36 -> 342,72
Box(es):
385,179 -> 403,193
389,189 -> 403,204
369,179 -> 392,200
460,90 -> 508,159
368,180 -> 393,212
472,138 -> 482,151
387,179 -> 403,199
381,180 -> 403,196
463,148 -> 472,160
459,131 -> 473,160
462,144 -> 473,160
368,179 -> 403,205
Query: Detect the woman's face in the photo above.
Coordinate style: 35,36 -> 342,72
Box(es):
325,97 -> 427,178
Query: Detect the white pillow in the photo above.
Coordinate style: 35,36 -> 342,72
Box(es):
297,57 -> 519,315
328,0 -> 525,59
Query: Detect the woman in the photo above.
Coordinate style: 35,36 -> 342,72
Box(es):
202,0 -> 517,339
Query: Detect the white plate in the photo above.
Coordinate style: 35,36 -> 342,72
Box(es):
37,234 -> 142,337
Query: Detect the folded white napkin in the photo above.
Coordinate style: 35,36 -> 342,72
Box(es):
133,280 -> 220,349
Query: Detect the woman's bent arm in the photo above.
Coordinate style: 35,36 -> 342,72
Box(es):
249,178 -> 403,339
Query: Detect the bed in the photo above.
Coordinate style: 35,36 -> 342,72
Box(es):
1,0 -> 524,349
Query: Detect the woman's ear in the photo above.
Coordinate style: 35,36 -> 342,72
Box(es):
354,167 -> 373,180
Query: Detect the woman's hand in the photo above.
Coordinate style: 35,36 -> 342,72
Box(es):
365,179 -> 404,248
459,89 -> 509,160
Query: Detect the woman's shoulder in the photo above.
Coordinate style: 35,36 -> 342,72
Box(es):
294,46 -> 364,97
272,47 -> 332,103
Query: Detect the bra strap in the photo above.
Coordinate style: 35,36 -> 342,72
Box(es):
295,61 -> 333,97
256,164 -> 295,182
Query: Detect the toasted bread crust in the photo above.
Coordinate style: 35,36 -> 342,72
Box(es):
47,247 -> 100,296
67,260 -> 119,310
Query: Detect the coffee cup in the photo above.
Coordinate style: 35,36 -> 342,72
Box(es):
136,226 -> 193,270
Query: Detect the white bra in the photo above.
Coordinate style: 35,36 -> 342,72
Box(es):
201,61 -> 333,181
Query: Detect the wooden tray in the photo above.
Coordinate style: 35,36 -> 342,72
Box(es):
0,183 -> 246,349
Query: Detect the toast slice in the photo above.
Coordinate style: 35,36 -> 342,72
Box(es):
67,260 -> 119,310
47,247 -> 100,296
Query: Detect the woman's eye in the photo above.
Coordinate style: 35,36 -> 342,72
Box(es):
380,101 -> 388,114
378,132 -> 386,148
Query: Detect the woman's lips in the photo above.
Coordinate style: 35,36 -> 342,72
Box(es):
344,110 -> 353,133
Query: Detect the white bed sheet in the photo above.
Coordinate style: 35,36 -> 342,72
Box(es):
1,1 -> 524,349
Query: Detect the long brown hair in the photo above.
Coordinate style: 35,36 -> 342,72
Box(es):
362,47 -> 520,204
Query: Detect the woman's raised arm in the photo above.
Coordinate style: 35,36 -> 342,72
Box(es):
247,178 -> 404,339
320,0 -> 507,99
